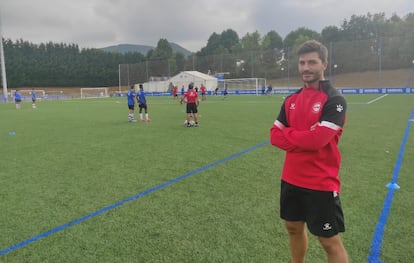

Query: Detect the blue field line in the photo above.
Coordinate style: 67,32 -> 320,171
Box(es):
0,141 -> 269,256
367,107 -> 414,263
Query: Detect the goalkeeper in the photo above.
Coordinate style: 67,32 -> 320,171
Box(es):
136,84 -> 151,122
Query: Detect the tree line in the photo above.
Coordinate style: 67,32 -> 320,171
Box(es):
1,12 -> 414,88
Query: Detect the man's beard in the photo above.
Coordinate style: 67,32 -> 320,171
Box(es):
301,71 -> 322,84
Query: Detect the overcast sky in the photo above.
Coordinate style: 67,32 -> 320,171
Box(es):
1,0 -> 413,52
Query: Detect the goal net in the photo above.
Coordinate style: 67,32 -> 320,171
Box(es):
218,78 -> 267,95
80,87 -> 109,99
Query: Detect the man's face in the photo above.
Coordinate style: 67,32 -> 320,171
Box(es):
298,52 -> 327,86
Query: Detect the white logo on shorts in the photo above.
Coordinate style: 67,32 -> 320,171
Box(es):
323,223 -> 332,231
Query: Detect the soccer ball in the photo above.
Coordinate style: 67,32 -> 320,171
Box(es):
183,120 -> 195,127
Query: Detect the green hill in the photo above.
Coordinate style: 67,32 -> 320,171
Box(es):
100,42 -> 192,56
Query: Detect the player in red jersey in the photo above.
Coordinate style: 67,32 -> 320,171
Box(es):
200,83 -> 207,101
270,40 -> 349,263
172,85 -> 178,100
180,82 -> 199,127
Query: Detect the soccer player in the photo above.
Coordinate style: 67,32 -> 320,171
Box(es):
180,82 -> 199,127
172,85 -> 178,100
200,83 -> 207,101
136,84 -> 150,122
127,85 -> 137,122
270,40 -> 349,263
223,83 -> 229,99
14,90 -> 22,109
266,84 -> 273,95
31,89 -> 37,108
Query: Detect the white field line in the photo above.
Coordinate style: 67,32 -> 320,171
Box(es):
366,94 -> 389,104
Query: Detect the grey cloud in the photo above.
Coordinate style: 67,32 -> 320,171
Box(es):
1,0 -> 413,52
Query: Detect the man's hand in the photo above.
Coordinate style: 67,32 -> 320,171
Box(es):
310,122 -> 319,131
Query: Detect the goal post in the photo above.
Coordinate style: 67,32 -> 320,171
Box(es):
80,87 -> 109,99
219,78 -> 267,95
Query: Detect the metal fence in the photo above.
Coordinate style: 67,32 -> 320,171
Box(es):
119,35 -> 414,90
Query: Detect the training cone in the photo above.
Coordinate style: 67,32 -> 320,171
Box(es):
386,182 -> 400,189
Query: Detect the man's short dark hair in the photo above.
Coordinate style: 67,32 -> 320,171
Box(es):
297,40 -> 328,63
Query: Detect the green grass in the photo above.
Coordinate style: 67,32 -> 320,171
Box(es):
0,94 -> 413,262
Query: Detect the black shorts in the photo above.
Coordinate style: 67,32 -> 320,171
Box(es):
139,103 -> 147,110
186,103 -> 198,113
280,180 -> 345,237
128,104 -> 134,110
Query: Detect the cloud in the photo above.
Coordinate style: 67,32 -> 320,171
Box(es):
1,0 -> 413,52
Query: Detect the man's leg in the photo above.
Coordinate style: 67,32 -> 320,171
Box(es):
285,221 -> 307,263
186,113 -> 191,126
318,235 -> 349,263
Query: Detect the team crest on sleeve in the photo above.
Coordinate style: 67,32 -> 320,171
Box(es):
312,102 -> 322,113
336,104 -> 344,112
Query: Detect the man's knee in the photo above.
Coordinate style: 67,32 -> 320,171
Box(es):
285,221 -> 305,235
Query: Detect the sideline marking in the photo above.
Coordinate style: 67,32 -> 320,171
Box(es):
0,141 -> 269,256
367,107 -> 414,263
366,94 -> 388,104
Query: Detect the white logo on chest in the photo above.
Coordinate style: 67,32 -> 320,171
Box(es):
312,102 -> 322,113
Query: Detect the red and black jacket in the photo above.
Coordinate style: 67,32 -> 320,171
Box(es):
270,80 -> 347,192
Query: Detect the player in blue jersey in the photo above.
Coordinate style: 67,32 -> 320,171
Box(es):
136,84 -> 151,122
127,85 -> 137,122
14,90 -> 22,109
31,89 -> 37,108
223,83 -> 229,99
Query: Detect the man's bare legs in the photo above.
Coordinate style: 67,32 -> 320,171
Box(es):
318,235 -> 349,263
285,221 -> 308,263
285,221 -> 348,263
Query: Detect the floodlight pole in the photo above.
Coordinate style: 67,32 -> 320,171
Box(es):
333,64 -> 338,87
0,37 -> 7,102
0,14 -> 8,103
287,46 -> 291,88
378,37 -> 382,89
118,64 -> 121,93
407,60 -> 414,88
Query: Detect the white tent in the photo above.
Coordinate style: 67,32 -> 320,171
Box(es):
140,71 -> 218,92
168,71 -> 218,92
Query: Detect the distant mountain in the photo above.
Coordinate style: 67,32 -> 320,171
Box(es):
101,44 -> 154,54
169,42 -> 193,56
100,42 -> 193,56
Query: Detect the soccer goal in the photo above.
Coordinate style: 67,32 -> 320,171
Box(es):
218,78 -> 267,95
80,87 -> 109,99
